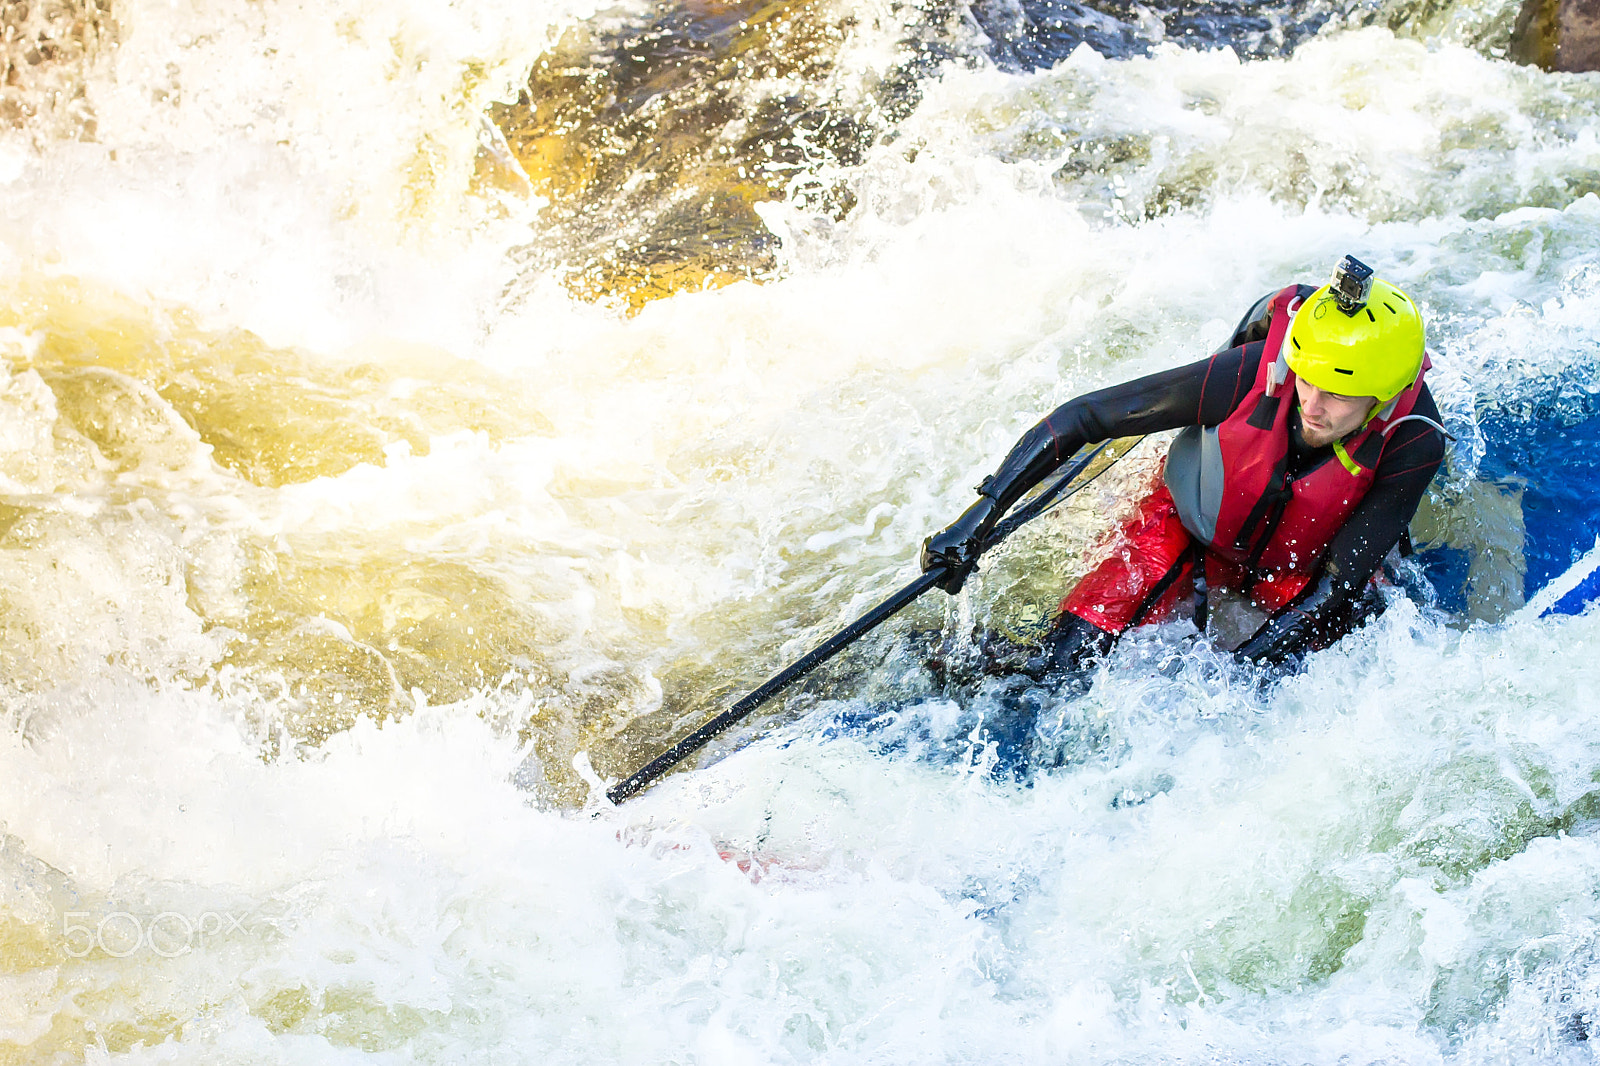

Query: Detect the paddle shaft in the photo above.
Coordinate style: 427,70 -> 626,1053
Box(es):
605,567 -> 945,802
604,439 -> 1132,804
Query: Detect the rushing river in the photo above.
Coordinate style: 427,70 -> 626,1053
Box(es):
4,0 -> 1600,1060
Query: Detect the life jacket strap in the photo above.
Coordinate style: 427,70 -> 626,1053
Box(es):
1263,296 -> 1302,399
1191,540 -> 1210,634
1234,453 -> 1294,570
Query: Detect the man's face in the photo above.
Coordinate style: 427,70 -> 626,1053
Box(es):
1294,377 -> 1377,449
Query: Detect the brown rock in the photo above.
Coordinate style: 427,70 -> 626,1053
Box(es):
1512,0 -> 1600,71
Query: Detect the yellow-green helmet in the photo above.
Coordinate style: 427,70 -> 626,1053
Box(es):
1286,275 -> 1425,403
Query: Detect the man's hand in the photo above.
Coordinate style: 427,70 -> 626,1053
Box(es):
1232,605 -> 1317,668
921,497 -> 999,594
1233,569 -> 1358,669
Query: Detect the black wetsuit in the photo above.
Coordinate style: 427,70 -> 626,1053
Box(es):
1008,342 -> 1444,595
929,287 -> 1446,667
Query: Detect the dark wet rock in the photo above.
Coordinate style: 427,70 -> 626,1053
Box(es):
1511,0 -> 1600,70
969,0 -> 1342,70
492,0 -> 946,309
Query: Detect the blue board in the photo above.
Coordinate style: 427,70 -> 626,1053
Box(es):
1521,537 -> 1600,619
1415,399 -> 1600,620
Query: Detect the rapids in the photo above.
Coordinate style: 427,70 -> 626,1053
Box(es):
2,0 -> 1600,1060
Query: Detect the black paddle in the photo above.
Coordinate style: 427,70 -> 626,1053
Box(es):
604,438 -> 1139,803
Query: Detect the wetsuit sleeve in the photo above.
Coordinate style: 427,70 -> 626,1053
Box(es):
977,343 -> 1263,515
921,344 -> 1263,592
1322,390 -> 1445,591
1236,386 -> 1446,666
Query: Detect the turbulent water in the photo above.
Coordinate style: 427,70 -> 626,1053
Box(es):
4,0 -> 1600,1060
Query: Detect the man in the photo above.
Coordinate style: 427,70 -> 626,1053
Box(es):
921,255 -> 1449,676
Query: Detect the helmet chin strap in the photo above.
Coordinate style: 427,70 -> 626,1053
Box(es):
1328,398 -> 1387,472
1367,395 -> 1399,425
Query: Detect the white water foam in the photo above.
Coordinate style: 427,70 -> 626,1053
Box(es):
2,1 -> 1600,1060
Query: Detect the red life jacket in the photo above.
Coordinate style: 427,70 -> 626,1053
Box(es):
1164,285 -> 1431,580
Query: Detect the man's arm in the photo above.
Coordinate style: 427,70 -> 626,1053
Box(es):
1235,390 -> 1447,665
921,344 -> 1262,590
976,349 -> 1260,514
